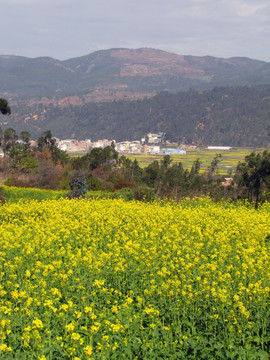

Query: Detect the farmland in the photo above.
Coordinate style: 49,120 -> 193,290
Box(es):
127,147 -> 266,174
0,188 -> 270,358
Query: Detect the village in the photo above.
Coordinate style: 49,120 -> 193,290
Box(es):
56,132 -> 185,154
55,132 -> 232,155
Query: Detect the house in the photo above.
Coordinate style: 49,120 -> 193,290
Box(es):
161,148 -> 186,155
222,178 -> 233,186
147,132 -> 165,144
207,146 -> 232,151
147,145 -> 161,154
115,142 -> 131,152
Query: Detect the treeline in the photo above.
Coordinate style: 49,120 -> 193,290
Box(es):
0,126 -> 70,189
1,126 -> 270,208
68,148 -> 238,202
9,85 -> 270,147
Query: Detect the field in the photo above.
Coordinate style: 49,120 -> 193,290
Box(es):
0,186 -> 68,203
127,147 -> 267,175
1,188 -> 270,359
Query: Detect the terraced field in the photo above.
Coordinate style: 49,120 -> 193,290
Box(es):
127,147 -> 267,174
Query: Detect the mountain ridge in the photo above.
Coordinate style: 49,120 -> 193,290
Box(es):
1,48 -> 270,105
1,48 -> 270,147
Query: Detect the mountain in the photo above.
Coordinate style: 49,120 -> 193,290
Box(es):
1,48 -> 270,147
5,85 -> 270,147
1,48 -> 270,104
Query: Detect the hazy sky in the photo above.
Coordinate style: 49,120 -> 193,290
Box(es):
1,0 -> 270,62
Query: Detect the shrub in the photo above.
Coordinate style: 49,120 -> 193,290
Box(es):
133,184 -> 155,201
68,173 -> 87,198
112,187 -> 134,201
87,174 -> 104,191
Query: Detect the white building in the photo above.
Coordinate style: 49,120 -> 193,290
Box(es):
147,145 -> 160,154
207,146 -> 232,151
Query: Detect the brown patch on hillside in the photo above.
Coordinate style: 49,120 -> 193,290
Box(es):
109,48 -> 205,77
12,90 -> 155,109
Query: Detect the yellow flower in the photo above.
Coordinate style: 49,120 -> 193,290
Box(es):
66,322 -> 76,332
71,332 -> 81,341
32,318 -> 43,329
0,344 -> 12,352
84,345 -> 93,356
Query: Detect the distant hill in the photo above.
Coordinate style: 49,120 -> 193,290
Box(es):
1,48 -> 270,104
4,85 -> 270,147
1,48 -> 270,147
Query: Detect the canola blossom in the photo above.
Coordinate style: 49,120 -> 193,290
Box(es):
0,196 -> 270,359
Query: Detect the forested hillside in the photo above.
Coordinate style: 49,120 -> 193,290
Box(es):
6,85 -> 270,147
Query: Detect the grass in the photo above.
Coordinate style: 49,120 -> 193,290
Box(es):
0,185 -> 68,203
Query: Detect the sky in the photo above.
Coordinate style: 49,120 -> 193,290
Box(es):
1,0 -> 270,62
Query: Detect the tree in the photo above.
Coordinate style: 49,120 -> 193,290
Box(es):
190,158 -> 201,176
210,154 -> 223,173
111,141 -> 118,160
0,99 -> 12,152
37,130 -> 69,165
3,128 -> 18,153
0,99 -> 11,115
160,155 -> 172,170
20,131 -> 31,151
158,162 -> 186,198
84,145 -> 118,171
87,147 -> 104,170
37,130 -> 56,151
235,150 -> 270,208
68,173 -> 87,198
142,160 -> 160,187
101,146 -> 114,166
189,158 -> 203,194
132,159 -> 143,183
50,146 -> 70,166
0,127 -> 3,147
119,156 -> 142,183
204,154 -> 223,183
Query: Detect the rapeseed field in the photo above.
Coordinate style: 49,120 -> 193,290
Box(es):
0,195 -> 270,359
